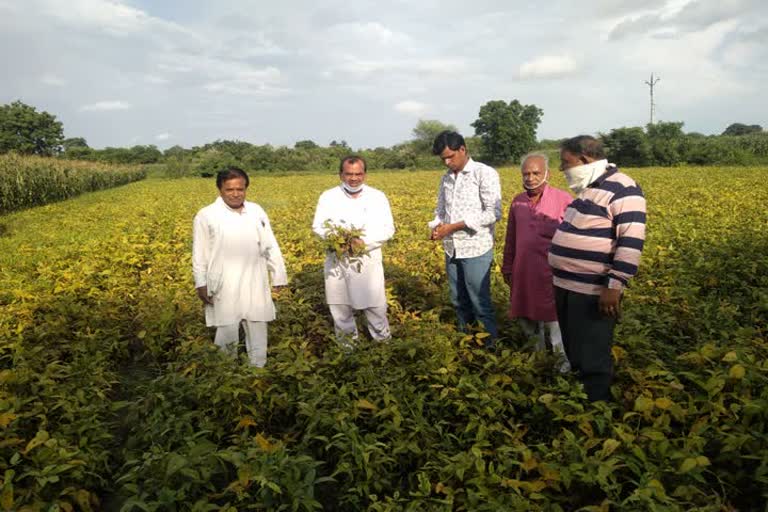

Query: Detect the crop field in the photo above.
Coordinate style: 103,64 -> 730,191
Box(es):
0,165 -> 767,511
0,154 -> 147,215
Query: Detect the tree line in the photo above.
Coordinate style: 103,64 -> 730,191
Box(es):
1,99 -> 765,173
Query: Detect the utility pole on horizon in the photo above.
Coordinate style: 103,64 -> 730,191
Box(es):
645,73 -> 660,125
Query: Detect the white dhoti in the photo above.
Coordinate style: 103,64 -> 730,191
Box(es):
214,321 -> 268,367
519,318 -> 571,372
312,184 -> 395,346
329,304 -> 391,341
193,198 -> 288,367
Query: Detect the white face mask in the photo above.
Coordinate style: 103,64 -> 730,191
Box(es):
523,170 -> 549,191
342,183 -> 363,194
563,159 -> 608,195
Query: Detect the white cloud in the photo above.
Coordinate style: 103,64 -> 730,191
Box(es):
620,20 -> 749,104
41,73 -> 66,86
38,0 -> 192,37
328,21 -> 411,47
144,75 -> 169,85
2,1 -> 764,148
156,63 -> 193,73
394,100 -> 428,116
608,14 -> 662,40
595,0 -> 669,17
203,67 -> 286,96
519,55 -> 578,79
334,57 -> 467,77
81,100 -> 132,111
155,132 -> 171,141
607,0 -> 764,40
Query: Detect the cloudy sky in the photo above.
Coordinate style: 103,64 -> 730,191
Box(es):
1,0 -> 766,149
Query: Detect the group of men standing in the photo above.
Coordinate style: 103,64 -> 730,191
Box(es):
191,131 -> 646,402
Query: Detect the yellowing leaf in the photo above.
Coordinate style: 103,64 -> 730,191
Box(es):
648,479 -> 666,496
181,362 -> 198,376
524,479 -> 547,493
679,457 -> 698,473
601,439 -> 621,458
634,396 -> 655,412
1,485 -> 13,512
355,399 -> 378,411
538,393 -> 554,405
696,455 -> 710,467
0,438 -> 23,449
728,364 -> 746,380
654,397 -> 674,410
236,416 -> 257,430
254,433 -> 275,453
0,412 -> 16,428
722,351 -> 738,362
75,489 -> 93,512
23,430 -> 49,454
521,451 -> 538,472
539,465 -> 560,482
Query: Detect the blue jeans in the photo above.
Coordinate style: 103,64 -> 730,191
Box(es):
445,248 -> 498,342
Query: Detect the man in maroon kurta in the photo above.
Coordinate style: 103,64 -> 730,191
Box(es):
502,153 -> 573,371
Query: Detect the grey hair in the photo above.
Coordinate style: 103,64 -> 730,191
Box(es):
520,152 -> 549,171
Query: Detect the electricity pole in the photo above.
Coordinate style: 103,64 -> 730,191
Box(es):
645,73 -> 660,125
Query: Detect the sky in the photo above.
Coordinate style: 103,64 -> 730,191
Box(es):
1,0 -> 766,150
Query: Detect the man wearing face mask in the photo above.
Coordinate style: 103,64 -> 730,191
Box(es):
312,155 -> 395,344
501,153 -> 573,371
549,136 -> 646,401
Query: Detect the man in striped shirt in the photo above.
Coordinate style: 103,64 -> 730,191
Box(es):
548,135 -> 646,401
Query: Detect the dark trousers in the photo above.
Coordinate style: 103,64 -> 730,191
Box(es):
554,286 -> 616,402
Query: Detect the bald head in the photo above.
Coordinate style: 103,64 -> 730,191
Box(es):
521,153 -> 549,192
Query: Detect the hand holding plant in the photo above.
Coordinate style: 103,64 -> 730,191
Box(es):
322,219 -> 367,271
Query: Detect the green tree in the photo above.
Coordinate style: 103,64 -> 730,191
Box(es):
62,137 -> 88,150
412,119 -> 457,153
329,140 -> 350,149
471,100 -> 543,164
722,123 -> 763,136
294,140 -> 319,150
0,100 -> 64,156
647,121 -> 687,166
600,127 -> 652,166
164,145 -> 188,159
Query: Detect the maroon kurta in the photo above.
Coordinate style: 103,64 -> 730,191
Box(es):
501,184 -> 573,321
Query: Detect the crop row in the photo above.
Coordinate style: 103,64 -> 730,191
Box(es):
0,167 -> 766,510
0,154 -> 146,214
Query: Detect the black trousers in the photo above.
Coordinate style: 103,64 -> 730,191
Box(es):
554,286 -> 616,402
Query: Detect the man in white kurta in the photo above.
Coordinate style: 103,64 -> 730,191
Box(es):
312,156 -> 395,343
192,168 -> 287,367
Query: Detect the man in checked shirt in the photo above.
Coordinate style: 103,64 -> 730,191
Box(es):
430,131 -> 502,347
549,135 -> 647,401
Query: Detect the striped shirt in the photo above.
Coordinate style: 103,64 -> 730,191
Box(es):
548,165 -> 646,296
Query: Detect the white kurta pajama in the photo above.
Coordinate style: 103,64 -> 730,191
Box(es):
312,184 -> 395,342
192,197 -> 287,366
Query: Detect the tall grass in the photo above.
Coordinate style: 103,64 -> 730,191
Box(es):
0,153 -> 146,214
